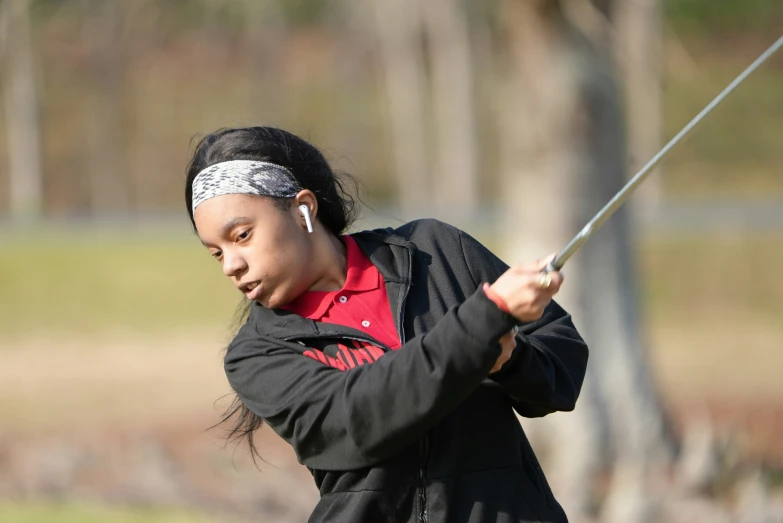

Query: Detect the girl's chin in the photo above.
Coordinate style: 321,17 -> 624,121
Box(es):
266,293 -> 297,311
258,293 -> 278,309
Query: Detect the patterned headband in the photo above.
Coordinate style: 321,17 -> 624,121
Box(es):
191,160 -> 303,214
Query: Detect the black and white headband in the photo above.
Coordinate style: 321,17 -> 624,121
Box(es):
191,160 -> 303,214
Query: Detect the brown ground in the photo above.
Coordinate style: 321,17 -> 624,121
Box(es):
650,316 -> 783,465
0,332 -> 317,521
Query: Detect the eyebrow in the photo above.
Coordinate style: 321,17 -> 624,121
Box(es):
201,216 -> 253,247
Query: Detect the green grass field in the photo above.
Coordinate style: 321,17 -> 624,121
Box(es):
1,226 -> 781,337
0,226 -> 240,338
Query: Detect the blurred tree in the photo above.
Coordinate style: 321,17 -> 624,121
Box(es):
1,0 -> 44,221
496,0 -> 675,518
238,0 -> 287,123
420,0 -> 479,212
370,0 -> 430,212
614,0 -> 663,218
81,0 -> 131,214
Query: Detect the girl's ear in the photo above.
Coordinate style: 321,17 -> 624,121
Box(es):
294,190 -> 318,231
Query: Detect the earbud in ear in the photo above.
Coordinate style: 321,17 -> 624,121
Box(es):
298,204 -> 314,234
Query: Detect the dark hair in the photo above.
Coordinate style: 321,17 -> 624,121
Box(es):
185,126 -> 359,462
186,126 -> 358,234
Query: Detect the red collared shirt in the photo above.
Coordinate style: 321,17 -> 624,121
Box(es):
282,235 -> 402,350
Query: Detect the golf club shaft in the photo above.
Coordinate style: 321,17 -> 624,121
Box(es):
545,35 -> 783,273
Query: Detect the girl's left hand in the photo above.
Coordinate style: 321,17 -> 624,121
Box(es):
490,328 -> 517,374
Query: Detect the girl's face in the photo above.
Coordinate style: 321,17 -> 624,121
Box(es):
193,194 -> 315,309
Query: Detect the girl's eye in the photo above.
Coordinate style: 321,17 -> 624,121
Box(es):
237,229 -> 251,241
212,251 -> 222,260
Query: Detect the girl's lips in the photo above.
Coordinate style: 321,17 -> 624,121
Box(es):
245,284 -> 263,301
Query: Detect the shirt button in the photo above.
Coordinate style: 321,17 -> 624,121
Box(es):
361,320 -> 371,327
338,296 -> 348,303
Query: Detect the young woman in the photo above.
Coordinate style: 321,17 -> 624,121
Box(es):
186,126 -> 588,523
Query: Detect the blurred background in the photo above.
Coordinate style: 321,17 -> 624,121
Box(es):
0,0 -> 782,522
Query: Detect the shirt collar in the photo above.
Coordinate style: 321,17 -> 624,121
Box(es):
342,235 -> 379,293
281,235 -> 379,320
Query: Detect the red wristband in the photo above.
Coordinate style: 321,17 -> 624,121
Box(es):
482,282 -> 511,315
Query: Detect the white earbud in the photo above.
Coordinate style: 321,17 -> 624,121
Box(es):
299,204 -> 314,233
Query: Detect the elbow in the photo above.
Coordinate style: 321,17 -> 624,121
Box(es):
569,341 -> 590,407
557,392 -> 578,412
554,352 -> 589,413
549,382 -> 579,413
548,339 -> 589,414
515,381 -> 578,418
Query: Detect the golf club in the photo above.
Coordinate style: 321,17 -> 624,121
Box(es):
544,35 -> 783,274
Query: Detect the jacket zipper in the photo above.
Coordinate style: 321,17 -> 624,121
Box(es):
418,434 -> 429,523
399,296 -> 428,523
396,250 -> 429,523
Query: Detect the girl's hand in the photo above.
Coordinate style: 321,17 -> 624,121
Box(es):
489,328 -> 518,374
488,254 -> 563,324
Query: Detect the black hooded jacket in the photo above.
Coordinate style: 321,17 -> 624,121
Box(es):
225,219 -> 589,523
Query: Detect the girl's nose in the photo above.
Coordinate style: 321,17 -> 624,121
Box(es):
222,250 -> 248,277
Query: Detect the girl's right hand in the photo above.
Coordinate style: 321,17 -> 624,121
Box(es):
488,254 -> 563,323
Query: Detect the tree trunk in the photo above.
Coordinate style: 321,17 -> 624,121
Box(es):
497,0 -> 674,517
1,0 -> 44,221
238,0 -> 287,123
370,0 -> 430,214
83,0 -> 130,215
420,0 -> 479,214
614,0 -> 663,219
